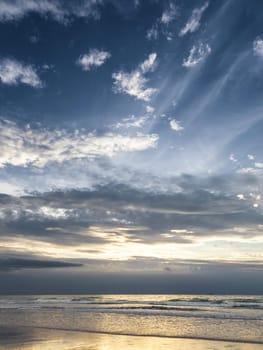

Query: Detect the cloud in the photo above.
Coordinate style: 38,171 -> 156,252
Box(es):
146,2 -> 177,42
238,167 -> 262,175
1,174 -> 262,236
76,49 -> 111,71
112,71 -> 157,101
0,58 -> 42,87
180,2 -> 209,36
0,0 -> 64,21
255,162 -> 263,168
161,2 -> 177,24
0,0 -> 103,23
67,0 -> 103,20
253,37 -> 263,59
146,26 -> 158,40
182,43 -> 211,67
229,154 -> 238,162
146,105 -> 154,113
0,118 -> 158,168
113,115 -> 150,129
112,53 -> 157,101
237,194 -> 245,200
170,119 -> 184,131
0,171 -> 263,266
0,257 -> 82,270
139,53 -> 157,74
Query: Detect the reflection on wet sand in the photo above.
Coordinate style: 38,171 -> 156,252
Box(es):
0,327 -> 262,350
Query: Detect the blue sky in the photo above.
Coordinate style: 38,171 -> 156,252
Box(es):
0,0 -> 263,293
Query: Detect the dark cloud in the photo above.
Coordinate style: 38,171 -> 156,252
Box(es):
0,257 -> 82,271
0,217 -> 106,246
0,173 -> 263,249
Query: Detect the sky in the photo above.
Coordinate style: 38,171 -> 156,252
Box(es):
0,0 -> 263,294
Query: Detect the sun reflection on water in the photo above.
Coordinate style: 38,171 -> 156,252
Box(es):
1,328 -> 263,350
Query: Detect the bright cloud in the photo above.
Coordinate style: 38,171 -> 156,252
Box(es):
0,119 -> 158,168
139,53 -> 157,73
112,71 -> 157,101
180,2 -> 209,36
238,167 -> 260,175
255,162 -> 263,168
229,154 -> 238,162
146,105 -> 155,113
237,194 -> 246,200
39,206 -> 72,219
253,38 -> 263,59
77,49 -> 111,71
182,43 -> 211,67
170,119 -> 184,131
0,58 -> 42,87
112,53 -> 158,101
161,3 -> 177,24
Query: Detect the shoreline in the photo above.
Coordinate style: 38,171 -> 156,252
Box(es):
0,326 -> 263,350
2,325 -> 263,345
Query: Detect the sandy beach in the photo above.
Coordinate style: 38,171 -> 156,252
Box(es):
0,326 -> 262,350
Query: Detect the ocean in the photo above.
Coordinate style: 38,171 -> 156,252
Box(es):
0,294 -> 262,349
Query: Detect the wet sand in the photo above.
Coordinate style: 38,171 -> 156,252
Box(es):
0,326 -> 262,350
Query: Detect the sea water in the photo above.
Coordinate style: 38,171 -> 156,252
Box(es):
0,295 -> 262,344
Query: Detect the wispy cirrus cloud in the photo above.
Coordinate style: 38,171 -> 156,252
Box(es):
76,49 -> 111,71
146,2 -> 176,41
146,25 -> 158,40
112,53 -> 157,101
179,2 -> 209,36
0,0 -> 103,23
0,58 -> 42,87
112,115 -> 150,129
160,2 -> 177,24
0,118 -> 158,168
0,0 -> 64,21
182,42 -> 211,67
